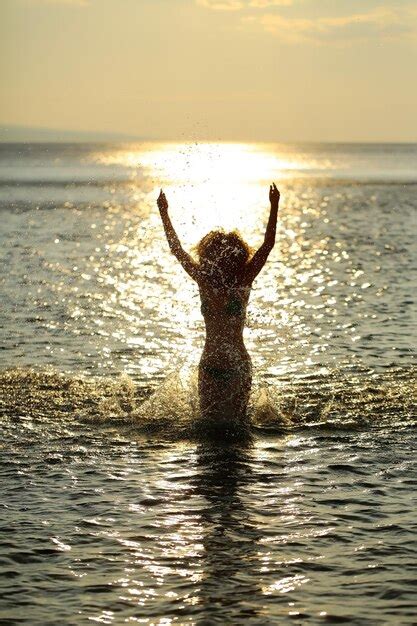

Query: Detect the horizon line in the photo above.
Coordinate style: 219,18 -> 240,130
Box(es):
0,125 -> 416,145
1,139 -> 417,146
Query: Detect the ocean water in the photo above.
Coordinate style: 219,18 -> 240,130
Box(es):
0,142 -> 416,624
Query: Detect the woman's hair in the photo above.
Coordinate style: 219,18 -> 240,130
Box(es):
196,230 -> 252,286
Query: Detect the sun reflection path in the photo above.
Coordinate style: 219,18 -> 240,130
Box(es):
86,142 -> 362,381
96,142 -> 306,247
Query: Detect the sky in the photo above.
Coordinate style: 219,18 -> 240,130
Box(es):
1,0 -> 416,142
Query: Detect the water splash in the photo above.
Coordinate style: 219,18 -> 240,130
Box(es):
1,366 -> 415,439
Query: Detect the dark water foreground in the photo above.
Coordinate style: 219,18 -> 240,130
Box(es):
1,367 -> 416,625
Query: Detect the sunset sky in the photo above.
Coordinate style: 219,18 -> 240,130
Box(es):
1,0 -> 416,141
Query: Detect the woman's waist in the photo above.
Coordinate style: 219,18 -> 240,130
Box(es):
203,318 -> 246,338
201,341 -> 250,365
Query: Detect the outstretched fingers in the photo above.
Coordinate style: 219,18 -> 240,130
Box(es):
269,182 -> 280,205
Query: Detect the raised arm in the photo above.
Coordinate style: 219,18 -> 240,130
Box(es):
157,190 -> 200,281
244,183 -> 280,284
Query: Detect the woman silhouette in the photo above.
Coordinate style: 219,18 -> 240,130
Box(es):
157,183 -> 280,434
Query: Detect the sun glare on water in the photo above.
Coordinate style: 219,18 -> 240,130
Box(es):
88,142 -> 316,374
96,142 -> 305,245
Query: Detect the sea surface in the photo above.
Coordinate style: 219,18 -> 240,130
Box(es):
0,142 -> 416,624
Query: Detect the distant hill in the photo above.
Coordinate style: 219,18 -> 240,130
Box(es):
0,125 -> 147,143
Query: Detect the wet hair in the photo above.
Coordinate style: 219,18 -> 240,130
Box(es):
196,230 -> 252,286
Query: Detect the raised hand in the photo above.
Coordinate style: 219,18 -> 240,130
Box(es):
157,189 -> 168,212
269,182 -> 280,207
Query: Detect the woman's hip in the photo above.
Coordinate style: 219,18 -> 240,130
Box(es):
198,354 -> 252,388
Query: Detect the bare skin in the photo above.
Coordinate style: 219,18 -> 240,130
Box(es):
157,184 -> 280,427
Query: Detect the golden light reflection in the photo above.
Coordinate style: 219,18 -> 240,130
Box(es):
262,574 -> 310,595
81,141 -> 358,381
97,141 -> 306,183
95,142 -> 309,247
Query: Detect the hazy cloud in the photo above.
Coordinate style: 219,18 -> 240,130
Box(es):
248,0 -> 293,6
243,6 -> 417,43
197,0 -> 292,10
197,0 -> 243,9
22,0 -> 89,6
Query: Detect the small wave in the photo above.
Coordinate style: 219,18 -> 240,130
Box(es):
0,178 -> 132,188
0,367 -> 148,422
1,366 -> 415,439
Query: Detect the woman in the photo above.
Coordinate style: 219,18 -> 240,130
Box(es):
157,183 -> 280,434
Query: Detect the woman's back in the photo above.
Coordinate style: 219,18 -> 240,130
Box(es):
198,281 -> 250,345
157,183 -> 280,427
